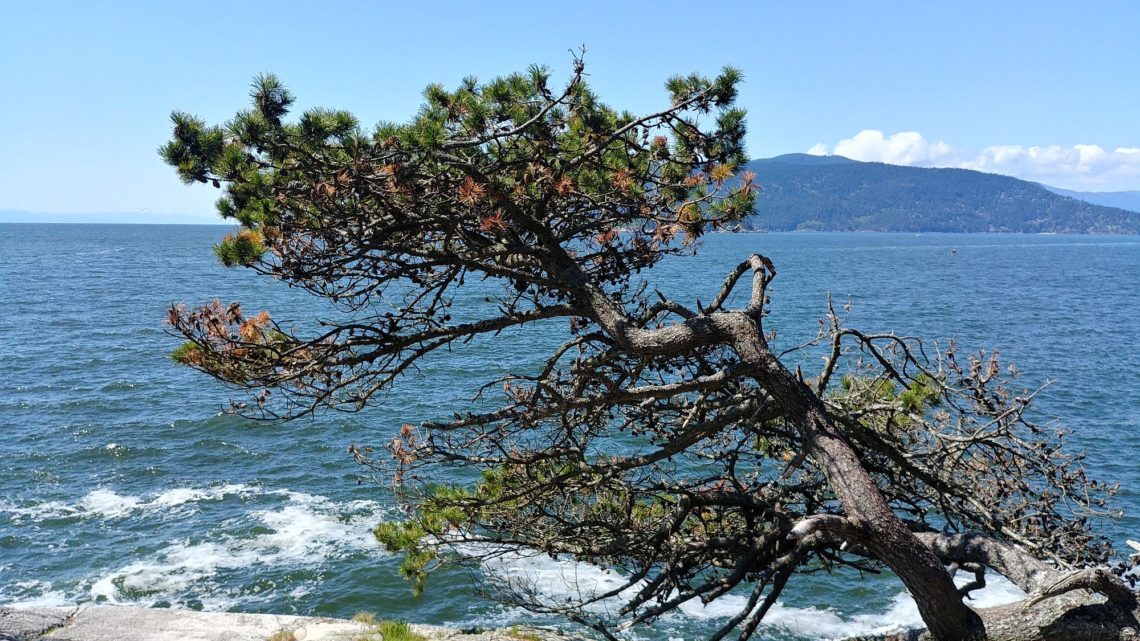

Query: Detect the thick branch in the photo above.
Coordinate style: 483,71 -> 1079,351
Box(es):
913,532 -> 1059,595
1025,568 -> 1136,609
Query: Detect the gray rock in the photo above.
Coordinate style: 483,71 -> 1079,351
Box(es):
0,607 -> 75,641
37,607 -> 364,641
0,606 -> 588,641
426,626 -> 583,641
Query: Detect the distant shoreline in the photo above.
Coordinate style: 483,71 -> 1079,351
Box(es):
0,220 -> 231,226
4,221 -> 1140,237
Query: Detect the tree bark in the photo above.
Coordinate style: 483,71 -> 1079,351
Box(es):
561,252 -> 986,638
562,253 -> 1140,640
857,533 -> 1140,641
721,312 -> 985,640
860,598 -> 1140,641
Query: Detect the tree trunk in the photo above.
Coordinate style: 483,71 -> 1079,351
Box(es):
567,259 -> 1138,640
724,313 -> 986,641
860,533 -> 1140,640
862,598 -> 1140,641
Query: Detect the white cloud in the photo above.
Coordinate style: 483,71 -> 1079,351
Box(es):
828,130 -> 959,166
807,130 -> 958,166
960,143 -> 1140,190
807,130 -> 1140,191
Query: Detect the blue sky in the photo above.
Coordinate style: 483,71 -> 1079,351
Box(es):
2,1 -> 1138,222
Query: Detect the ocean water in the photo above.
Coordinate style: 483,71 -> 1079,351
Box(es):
1,224 -> 1138,640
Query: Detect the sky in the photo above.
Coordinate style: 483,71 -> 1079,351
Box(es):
2,1 -> 1138,223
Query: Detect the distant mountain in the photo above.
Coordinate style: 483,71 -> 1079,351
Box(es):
752,152 -> 858,167
742,155 -> 1140,234
1039,186 -> 1140,214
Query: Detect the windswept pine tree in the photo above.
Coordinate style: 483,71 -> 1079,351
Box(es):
162,57 -> 1138,641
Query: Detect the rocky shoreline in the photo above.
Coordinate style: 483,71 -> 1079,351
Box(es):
0,606 -> 583,641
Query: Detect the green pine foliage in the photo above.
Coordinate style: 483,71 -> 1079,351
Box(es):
213,228 -> 266,267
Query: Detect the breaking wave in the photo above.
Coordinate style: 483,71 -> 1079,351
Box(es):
0,485 -> 388,612
468,545 -> 1026,640
0,484 -> 259,521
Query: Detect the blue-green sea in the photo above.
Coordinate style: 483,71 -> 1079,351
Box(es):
2,224 -> 1138,640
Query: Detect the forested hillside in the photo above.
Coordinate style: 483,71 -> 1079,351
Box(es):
742,154 -> 1140,233
1041,186 -> 1140,213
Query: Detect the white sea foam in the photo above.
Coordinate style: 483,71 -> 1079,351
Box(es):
75,247 -> 124,256
0,499 -> 79,521
0,580 -> 74,609
0,483 -> 259,522
740,572 -> 1024,640
3,484 -> 389,609
79,489 -> 143,517
470,545 -> 1026,640
149,484 -> 256,510
87,490 -> 387,606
